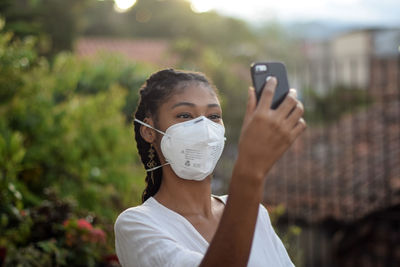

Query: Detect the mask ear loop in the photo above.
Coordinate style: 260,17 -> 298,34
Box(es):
134,118 -> 166,136
146,163 -> 169,172
134,118 -> 171,172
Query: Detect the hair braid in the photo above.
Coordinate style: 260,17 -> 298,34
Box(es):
133,69 -> 216,203
134,100 -> 162,202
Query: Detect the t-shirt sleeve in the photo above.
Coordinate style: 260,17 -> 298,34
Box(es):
114,210 -> 203,267
259,205 -> 296,267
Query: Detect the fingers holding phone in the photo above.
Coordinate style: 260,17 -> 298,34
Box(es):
271,85 -> 306,142
241,76 -> 277,139
251,62 -> 306,135
280,91 -> 305,128
250,62 -> 290,109
257,76 -> 277,111
237,63 -> 306,179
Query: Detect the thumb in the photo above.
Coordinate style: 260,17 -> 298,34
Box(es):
243,86 -> 257,128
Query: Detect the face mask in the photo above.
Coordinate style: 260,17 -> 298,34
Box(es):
134,116 -> 226,181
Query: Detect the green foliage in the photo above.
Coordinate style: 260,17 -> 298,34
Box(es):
2,190 -> 110,267
0,25 -> 148,265
81,0 -> 262,66
1,0 -> 261,60
0,29 -> 37,104
303,85 -> 372,125
1,0 -> 90,56
83,0 -> 257,48
269,204 -> 304,267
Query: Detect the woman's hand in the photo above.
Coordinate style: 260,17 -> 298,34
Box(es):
237,77 -> 306,180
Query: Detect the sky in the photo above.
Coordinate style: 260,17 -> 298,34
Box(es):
188,0 -> 400,26
113,0 -> 400,27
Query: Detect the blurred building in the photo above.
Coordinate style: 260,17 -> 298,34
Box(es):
300,28 -> 400,95
266,27 -> 400,267
74,37 -> 178,67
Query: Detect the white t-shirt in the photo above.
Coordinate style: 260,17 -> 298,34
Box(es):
114,195 -> 295,267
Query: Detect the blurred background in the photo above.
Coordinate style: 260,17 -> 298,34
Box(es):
0,0 -> 399,266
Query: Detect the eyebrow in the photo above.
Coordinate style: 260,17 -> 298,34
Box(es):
171,102 -> 221,109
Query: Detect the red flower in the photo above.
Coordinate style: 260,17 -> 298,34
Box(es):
90,228 -> 106,243
63,218 -> 107,246
77,219 -> 93,231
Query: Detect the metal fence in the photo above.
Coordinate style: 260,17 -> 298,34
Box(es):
264,55 -> 400,267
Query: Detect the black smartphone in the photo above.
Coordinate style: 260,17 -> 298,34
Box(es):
250,62 -> 290,109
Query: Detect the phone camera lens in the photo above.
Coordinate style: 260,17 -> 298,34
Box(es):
255,65 -> 267,73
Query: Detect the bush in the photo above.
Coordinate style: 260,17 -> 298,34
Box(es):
0,23 -> 150,266
269,205 -> 304,267
303,85 -> 372,125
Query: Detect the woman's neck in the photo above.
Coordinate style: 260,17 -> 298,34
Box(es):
153,167 -> 213,218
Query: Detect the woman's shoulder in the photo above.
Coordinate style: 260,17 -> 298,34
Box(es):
216,194 -> 272,221
214,195 -> 268,210
214,194 -> 270,219
114,198 -> 161,231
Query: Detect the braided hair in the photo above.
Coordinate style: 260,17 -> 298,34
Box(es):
134,69 -> 216,202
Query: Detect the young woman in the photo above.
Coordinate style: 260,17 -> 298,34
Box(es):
114,69 -> 306,267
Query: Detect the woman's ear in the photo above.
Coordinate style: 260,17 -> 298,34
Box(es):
140,117 -> 156,143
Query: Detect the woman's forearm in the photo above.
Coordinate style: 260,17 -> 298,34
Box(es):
199,156 -> 266,267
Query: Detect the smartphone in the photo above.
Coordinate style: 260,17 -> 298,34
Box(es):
250,62 -> 290,109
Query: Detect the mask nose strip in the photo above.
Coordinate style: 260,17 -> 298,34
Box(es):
194,117 -> 203,124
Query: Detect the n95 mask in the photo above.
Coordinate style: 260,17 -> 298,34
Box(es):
134,116 -> 226,181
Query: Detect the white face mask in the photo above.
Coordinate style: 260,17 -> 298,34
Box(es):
135,116 -> 226,181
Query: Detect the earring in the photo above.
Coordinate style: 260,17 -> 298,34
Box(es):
147,144 -> 157,184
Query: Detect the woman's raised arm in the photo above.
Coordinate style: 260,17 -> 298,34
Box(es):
199,77 -> 306,267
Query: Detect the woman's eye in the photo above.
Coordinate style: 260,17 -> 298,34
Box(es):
208,114 -> 221,121
177,113 -> 193,119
